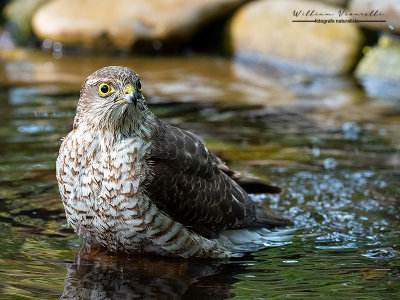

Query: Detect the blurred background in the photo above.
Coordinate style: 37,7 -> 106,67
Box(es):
0,0 -> 399,299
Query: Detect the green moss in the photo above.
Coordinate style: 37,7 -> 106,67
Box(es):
4,0 -> 50,45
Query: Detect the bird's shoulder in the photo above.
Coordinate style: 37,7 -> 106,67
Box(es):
148,118 -> 220,179
143,118 -> 252,237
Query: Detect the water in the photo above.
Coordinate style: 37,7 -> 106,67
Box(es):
0,50 -> 399,299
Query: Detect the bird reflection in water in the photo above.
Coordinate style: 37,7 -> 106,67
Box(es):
61,243 -> 247,299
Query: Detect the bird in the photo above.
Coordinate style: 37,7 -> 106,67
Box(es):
56,66 -> 290,259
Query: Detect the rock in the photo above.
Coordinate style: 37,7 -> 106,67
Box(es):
355,35 -> 400,99
3,0 -> 50,45
32,0 -> 244,51
321,0 -> 348,7
228,0 -> 364,74
349,0 -> 400,33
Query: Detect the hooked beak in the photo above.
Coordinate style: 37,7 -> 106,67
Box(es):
123,84 -> 138,107
124,91 -> 137,107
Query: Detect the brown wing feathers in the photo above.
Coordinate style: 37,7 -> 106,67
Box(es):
145,118 -> 288,238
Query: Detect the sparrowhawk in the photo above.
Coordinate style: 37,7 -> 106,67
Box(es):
56,66 -> 289,258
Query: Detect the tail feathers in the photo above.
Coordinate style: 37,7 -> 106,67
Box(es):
234,203 -> 292,230
233,213 -> 291,231
255,215 -> 292,228
217,163 -> 281,194
255,206 -> 292,228
236,177 -> 282,194
216,228 -> 294,255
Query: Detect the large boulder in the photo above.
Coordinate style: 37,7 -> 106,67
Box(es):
349,0 -> 400,34
32,0 -> 244,51
228,0 -> 364,74
356,35 -> 400,99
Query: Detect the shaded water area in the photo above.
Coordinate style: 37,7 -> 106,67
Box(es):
0,50 -> 399,299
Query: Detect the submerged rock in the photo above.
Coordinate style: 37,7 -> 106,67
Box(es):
356,35 -> 400,99
228,0 -> 364,74
31,0 -> 244,51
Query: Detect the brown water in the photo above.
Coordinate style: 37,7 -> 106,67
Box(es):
0,50 -> 399,299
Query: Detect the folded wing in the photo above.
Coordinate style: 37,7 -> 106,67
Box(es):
144,118 -> 288,238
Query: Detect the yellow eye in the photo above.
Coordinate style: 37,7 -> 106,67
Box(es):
98,83 -> 114,96
137,80 -> 142,91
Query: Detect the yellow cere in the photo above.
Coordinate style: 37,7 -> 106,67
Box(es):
125,83 -> 135,95
98,82 -> 114,96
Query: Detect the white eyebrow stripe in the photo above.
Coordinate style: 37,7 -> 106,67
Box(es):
85,79 -> 99,85
86,78 -> 117,85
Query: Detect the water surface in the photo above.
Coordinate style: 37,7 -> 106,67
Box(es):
0,50 -> 399,299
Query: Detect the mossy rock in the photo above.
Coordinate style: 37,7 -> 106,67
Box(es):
3,0 -> 50,45
356,35 -> 400,99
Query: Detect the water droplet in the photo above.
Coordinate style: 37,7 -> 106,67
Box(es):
41,38 -> 52,50
43,61 -> 53,71
312,146 -> 320,157
53,41 -> 63,52
152,40 -> 162,50
342,122 -> 361,140
53,51 -> 62,59
282,260 -> 298,263
323,158 -> 337,170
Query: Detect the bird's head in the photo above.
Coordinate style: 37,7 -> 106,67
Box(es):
74,66 -> 150,136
